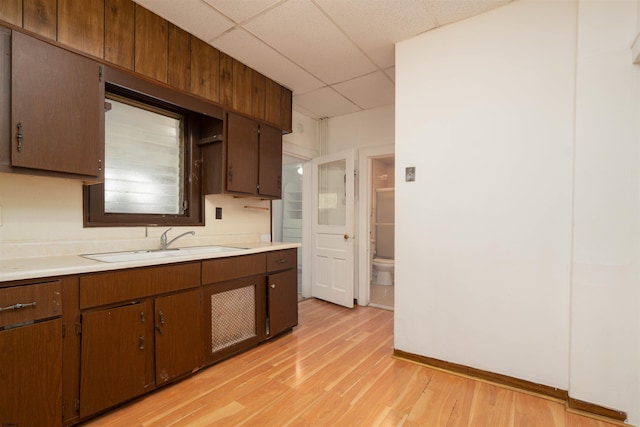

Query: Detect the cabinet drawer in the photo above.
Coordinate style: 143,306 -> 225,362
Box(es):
202,253 -> 266,285
80,262 -> 200,309
266,249 -> 297,273
0,280 -> 62,328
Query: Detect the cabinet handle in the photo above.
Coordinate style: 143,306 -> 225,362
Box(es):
0,301 -> 36,312
16,122 -> 23,152
229,165 -> 233,182
159,311 -> 165,325
270,284 -> 276,289
139,336 -> 144,350
276,258 -> 287,264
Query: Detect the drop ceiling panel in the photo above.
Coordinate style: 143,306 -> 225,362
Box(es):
427,0 -> 511,26
244,0 -> 378,84
333,72 -> 394,110
294,87 -> 361,118
133,0 -> 234,42
214,28 -> 324,94
203,0 -> 282,23
385,67 -> 396,83
315,0 -> 438,69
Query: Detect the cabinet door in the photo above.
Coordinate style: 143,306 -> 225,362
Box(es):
11,31 -> 103,178
267,268 -> 298,337
0,319 -> 62,427
259,123 -> 283,198
226,112 -> 258,195
155,290 -> 202,385
202,275 -> 266,366
79,302 -> 151,418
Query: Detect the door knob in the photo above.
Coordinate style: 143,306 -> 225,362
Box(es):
344,234 -> 349,240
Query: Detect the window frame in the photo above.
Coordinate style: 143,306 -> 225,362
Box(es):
83,66 -> 223,227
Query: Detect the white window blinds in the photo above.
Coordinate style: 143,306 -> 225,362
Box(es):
104,97 -> 184,215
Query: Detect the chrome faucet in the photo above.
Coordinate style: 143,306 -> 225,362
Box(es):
160,228 -> 195,250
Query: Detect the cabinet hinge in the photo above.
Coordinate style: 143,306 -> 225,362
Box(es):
182,199 -> 188,212
75,322 -> 82,336
98,65 -> 103,82
257,128 -> 261,135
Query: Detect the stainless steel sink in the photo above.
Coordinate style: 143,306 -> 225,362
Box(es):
82,245 -> 244,263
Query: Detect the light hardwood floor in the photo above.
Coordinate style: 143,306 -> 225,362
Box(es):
84,299 -> 624,427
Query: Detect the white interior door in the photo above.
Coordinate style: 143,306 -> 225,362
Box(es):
311,150 -> 355,308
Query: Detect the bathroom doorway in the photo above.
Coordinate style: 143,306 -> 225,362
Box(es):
368,156 -> 395,309
272,154 -> 305,299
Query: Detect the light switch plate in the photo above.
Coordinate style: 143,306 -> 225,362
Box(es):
405,167 -> 415,182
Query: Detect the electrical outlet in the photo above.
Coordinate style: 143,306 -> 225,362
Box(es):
215,207 -> 222,220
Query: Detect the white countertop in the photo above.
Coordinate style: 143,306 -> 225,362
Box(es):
0,242 -> 300,283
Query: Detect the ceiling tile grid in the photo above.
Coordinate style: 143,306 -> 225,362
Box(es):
132,0 -> 512,118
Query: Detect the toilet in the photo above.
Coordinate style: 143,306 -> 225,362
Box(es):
372,257 -> 394,286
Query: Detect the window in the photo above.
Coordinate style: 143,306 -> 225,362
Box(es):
104,95 -> 184,215
84,75 -> 212,227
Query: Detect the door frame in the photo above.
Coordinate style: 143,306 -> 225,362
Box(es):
357,145 -> 395,307
279,141 -> 315,299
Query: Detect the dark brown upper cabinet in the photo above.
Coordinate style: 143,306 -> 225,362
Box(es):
203,112 -> 282,199
258,123 -> 284,198
226,112 -> 260,195
9,30 -> 104,181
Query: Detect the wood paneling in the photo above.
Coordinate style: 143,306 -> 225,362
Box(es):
23,0 -> 56,39
219,52 -> 233,107
85,299 -> 625,427
167,23 -> 190,92
134,4 -> 168,83
0,0 -> 22,26
251,70 -> 266,121
191,36 -> 219,102
105,0 -> 134,69
58,0 -> 104,58
232,59 -> 252,114
265,77 -> 282,126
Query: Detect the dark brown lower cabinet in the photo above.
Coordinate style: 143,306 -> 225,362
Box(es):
202,275 -> 266,366
155,289 -> 202,384
79,301 -> 153,418
266,248 -> 299,338
267,268 -> 298,337
0,319 -> 62,427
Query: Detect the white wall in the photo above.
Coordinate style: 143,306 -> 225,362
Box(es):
0,112 -> 320,258
396,0 -> 576,390
570,0 -> 640,420
0,172 -> 272,257
327,104 -> 394,154
395,0 -> 640,423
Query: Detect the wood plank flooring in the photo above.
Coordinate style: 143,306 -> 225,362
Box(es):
84,299 -> 624,427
